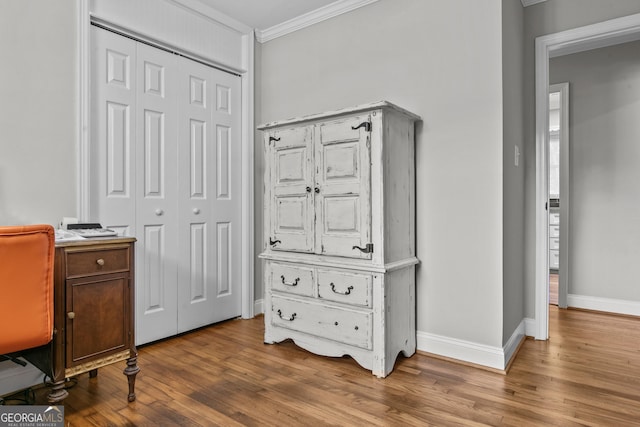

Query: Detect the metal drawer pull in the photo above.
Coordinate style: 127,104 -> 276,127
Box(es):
306,186 -> 312,193
329,283 -> 353,295
96,258 -> 105,266
269,136 -> 281,142
276,309 -> 296,321
269,238 -> 281,246
67,312 -> 75,320
280,275 -> 300,287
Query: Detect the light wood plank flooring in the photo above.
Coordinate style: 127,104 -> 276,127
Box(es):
17,307 -> 640,426
549,272 -> 558,305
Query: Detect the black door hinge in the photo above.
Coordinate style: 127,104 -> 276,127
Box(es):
352,243 -> 373,254
351,121 -> 371,132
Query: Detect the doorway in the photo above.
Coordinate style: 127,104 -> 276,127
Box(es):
547,83 -> 568,309
534,13 -> 640,340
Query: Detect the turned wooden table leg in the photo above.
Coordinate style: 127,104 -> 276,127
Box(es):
124,354 -> 140,402
47,379 -> 69,403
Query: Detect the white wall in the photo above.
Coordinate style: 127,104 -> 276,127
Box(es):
0,0 -> 78,227
550,40 -> 640,302
523,0 -> 640,318
502,0 -> 525,346
258,0 -> 506,353
0,0 -> 78,393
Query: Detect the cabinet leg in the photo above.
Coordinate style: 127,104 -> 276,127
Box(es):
47,379 -> 69,403
89,369 -> 98,378
123,354 -> 140,402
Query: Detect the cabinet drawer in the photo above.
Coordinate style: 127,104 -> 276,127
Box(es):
270,263 -> 314,297
549,237 -> 560,251
66,246 -> 130,277
271,296 -> 372,350
549,225 -> 560,238
317,269 -> 371,307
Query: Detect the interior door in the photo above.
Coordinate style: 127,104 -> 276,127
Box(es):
269,126 -> 314,253
176,59 -> 242,332
134,42 -> 179,344
315,115 -> 371,259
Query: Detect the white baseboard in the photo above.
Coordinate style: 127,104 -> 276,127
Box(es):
416,320 -> 527,370
503,319 -> 526,366
0,359 -> 42,397
524,317 -> 536,337
254,298 -> 264,316
568,294 -> 640,317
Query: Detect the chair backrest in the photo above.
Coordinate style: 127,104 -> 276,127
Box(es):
0,225 -> 55,354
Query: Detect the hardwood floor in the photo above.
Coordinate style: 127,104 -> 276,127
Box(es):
18,308 -> 640,426
549,272 -> 558,305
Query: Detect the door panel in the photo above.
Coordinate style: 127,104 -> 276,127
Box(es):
135,43 -> 179,344
67,276 -> 128,365
177,58 -> 242,333
315,116 -> 371,259
91,27 -> 136,236
270,127 -> 314,252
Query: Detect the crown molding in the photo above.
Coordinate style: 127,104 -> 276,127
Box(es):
521,0 -> 547,7
256,0 -> 379,43
169,0 -> 252,33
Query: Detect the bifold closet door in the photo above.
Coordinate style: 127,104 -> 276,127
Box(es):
176,58 -> 242,333
91,26 -> 242,346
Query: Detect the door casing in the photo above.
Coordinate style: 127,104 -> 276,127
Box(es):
534,13 -> 640,340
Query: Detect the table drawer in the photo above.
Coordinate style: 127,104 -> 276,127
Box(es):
66,246 -> 130,277
270,263 -> 314,297
271,296 -> 372,350
317,269 -> 371,307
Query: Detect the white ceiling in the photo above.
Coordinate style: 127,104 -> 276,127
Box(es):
194,0 -> 337,31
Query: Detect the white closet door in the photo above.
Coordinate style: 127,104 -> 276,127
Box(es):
90,27 -> 136,235
176,59 -> 242,332
92,27 -> 243,345
134,43 -> 179,344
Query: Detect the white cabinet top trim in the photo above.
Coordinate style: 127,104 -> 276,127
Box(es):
257,100 -> 421,130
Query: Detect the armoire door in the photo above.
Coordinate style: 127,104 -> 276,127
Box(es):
314,115 -> 372,259
176,58 -> 242,332
268,126 -> 315,253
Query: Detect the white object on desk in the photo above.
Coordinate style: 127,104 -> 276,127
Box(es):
55,229 -> 86,242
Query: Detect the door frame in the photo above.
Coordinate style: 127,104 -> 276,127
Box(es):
534,13 -> 640,340
76,0 -> 255,319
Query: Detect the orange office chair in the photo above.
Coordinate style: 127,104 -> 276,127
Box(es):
0,225 -> 55,380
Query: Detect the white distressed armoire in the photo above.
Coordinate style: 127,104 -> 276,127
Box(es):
258,101 -> 420,377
